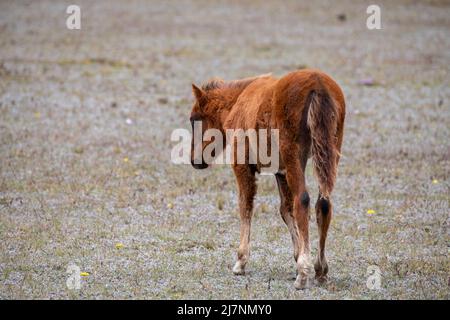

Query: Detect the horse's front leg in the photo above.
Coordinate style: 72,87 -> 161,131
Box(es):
232,164 -> 257,275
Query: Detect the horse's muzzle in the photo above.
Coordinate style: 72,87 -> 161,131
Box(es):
191,160 -> 209,169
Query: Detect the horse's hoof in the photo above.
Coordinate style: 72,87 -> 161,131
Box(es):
232,262 -> 245,275
294,275 -> 310,290
314,259 -> 328,281
315,275 -> 328,285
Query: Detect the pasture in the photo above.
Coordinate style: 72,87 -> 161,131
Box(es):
0,0 -> 448,299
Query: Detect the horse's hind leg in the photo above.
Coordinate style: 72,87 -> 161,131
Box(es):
281,144 -> 313,289
232,164 -> 257,275
275,173 -> 299,262
314,195 -> 332,283
314,131 -> 341,283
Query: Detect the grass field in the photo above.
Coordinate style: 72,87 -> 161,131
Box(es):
0,0 -> 449,299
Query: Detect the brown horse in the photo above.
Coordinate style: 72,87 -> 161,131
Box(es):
189,69 -> 345,289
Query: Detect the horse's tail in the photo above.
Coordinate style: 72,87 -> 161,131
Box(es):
306,89 -> 338,198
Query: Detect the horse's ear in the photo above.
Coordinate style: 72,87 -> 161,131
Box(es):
192,84 -> 205,102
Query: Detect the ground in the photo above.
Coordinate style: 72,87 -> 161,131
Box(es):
0,0 -> 449,299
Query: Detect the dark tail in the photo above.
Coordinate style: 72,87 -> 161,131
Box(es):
307,90 -> 338,198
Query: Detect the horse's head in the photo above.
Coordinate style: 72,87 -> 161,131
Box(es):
189,83 -> 223,169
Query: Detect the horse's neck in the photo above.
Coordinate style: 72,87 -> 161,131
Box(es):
214,87 -> 247,127
218,74 -> 272,111
212,76 -> 270,129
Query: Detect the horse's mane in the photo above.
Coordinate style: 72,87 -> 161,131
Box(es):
202,74 -> 272,92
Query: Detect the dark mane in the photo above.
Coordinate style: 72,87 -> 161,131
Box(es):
201,78 -> 224,91
201,74 -> 272,92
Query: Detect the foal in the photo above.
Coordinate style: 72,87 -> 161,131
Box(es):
189,69 -> 345,289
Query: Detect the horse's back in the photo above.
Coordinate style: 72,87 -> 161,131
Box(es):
226,69 -> 345,131
225,76 -> 278,130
